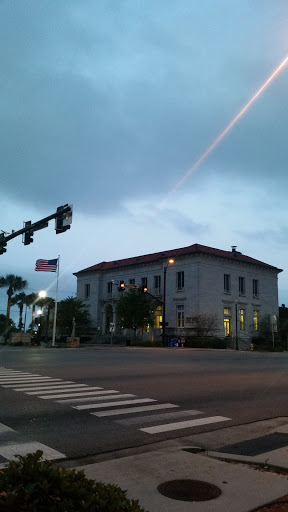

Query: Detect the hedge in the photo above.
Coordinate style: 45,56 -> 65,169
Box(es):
0,451 -> 148,512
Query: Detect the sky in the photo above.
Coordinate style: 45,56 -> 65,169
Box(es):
1,0 -> 288,325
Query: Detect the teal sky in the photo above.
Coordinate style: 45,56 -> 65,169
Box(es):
1,1 -> 288,321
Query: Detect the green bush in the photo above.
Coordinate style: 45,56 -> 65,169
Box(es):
184,337 -> 227,349
0,451 -> 148,512
130,340 -> 163,347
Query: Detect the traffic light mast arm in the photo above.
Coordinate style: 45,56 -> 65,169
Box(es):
0,205 -> 72,254
143,290 -> 163,304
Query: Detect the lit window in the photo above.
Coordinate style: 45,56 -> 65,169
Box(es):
85,284 -> 90,298
224,307 -> 231,337
253,279 -> 259,297
253,310 -> 259,331
107,282 -> 112,293
154,275 -> 161,290
177,305 -> 184,328
224,318 -> 231,337
177,271 -> 184,289
239,309 -> 245,330
224,274 -> 230,293
239,277 -> 245,295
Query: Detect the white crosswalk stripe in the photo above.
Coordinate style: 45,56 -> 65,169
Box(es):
93,403 -> 179,417
0,421 -> 66,468
0,377 -> 57,383
140,416 -> 232,434
3,380 -> 64,388
37,388 -> 106,399
116,409 -> 204,425
9,382 -> 75,391
75,398 -> 157,410
56,391 -> 120,403
56,393 -> 135,402
27,385 -> 99,395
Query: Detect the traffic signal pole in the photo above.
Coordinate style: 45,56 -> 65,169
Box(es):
0,205 -> 72,255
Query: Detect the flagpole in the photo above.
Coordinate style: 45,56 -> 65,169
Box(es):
52,255 -> 60,347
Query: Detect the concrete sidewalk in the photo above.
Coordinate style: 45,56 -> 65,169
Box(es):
75,443 -> 288,512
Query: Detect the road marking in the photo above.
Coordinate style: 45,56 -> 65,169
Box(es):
140,415 -> 232,434
8,382 -> 73,390
0,377 -> 56,383
26,385 -> 95,395
0,371 -> 31,375
93,403 -> 179,417
75,398 -> 156,410
56,391 -> 120,403
37,388 -> 105,398
0,442 -> 66,462
55,393 -> 135,403
117,409 -> 204,425
0,422 -> 14,434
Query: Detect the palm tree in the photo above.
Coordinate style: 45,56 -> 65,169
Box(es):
11,292 -> 28,330
0,274 -> 27,331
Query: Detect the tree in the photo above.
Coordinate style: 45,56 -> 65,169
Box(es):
191,313 -> 218,337
57,297 -> 90,336
116,289 -> 155,336
11,292 -> 27,330
0,274 -> 27,331
0,314 -> 15,336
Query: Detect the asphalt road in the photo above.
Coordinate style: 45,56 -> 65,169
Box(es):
0,346 -> 288,462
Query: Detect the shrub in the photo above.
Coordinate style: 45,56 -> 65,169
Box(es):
130,340 -> 163,347
0,451 -> 148,512
184,336 -> 227,349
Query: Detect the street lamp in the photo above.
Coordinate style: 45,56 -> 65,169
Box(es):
38,290 -> 47,299
162,258 -> 174,346
235,300 -> 239,351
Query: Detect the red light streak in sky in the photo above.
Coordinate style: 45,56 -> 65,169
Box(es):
162,55 -> 288,204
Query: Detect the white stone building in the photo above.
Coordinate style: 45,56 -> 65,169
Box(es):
74,244 -> 282,342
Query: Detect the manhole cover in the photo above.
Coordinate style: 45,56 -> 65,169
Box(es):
157,479 -> 221,502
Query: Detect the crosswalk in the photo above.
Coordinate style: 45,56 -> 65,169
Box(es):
0,421 -> 66,468
0,367 -> 231,436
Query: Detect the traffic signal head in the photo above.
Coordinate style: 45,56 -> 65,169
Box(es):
23,221 -> 34,245
0,234 -> 7,254
55,204 -> 72,234
118,280 -> 125,291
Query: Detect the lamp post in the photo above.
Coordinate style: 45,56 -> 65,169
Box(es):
235,300 -> 239,351
162,258 -> 174,346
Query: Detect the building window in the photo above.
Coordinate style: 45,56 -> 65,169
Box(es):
141,277 -> 147,287
177,271 -> 184,289
154,305 -> 162,329
239,309 -> 245,330
177,305 -> 184,328
253,310 -> 259,331
85,283 -> 90,298
239,277 -> 245,295
129,279 -> 135,285
107,281 -> 113,294
224,274 -> 230,293
154,275 -> 161,290
224,307 -> 231,337
253,279 -> 259,297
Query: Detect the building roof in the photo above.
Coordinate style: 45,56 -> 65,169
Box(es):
74,243 -> 282,276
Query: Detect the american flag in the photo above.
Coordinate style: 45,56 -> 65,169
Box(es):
35,259 -> 58,272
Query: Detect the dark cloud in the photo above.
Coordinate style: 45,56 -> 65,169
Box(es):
1,0 -> 288,213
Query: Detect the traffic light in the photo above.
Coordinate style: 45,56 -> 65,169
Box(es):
55,204 -> 72,234
118,280 -> 125,291
0,234 -> 7,255
142,284 -> 148,293
23,221 -> 34,245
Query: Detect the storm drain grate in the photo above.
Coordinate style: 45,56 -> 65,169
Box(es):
216,433 -> 288,457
